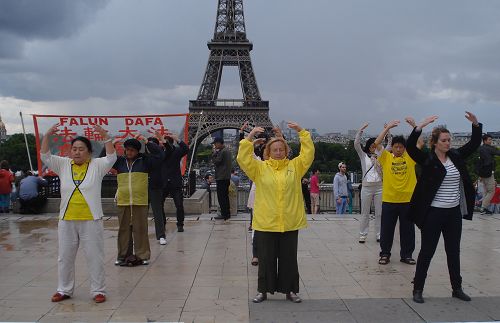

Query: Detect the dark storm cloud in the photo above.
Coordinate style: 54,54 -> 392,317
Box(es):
0,0 -> 108,58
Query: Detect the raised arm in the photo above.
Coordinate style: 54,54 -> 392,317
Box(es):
354,123 -> 368,157
288,121 -> 314,176
94,125 -> 115,156
237,126 -> 265,181
40,124 -> 59,154
457,111 -> 482,158
374,120 -> 399,149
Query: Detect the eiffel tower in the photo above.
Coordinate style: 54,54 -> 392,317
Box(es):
188,0 -> 273,146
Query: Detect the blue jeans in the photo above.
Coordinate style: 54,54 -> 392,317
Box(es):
336,196 -> 348,214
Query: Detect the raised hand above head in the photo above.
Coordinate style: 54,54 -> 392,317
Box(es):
240,121 -> 249,132
465,111 -> 479,126
417,115 -> 438,130
385,120 -> 400,129
248,126 -> 265,140
287,121 -> 303,132
405,117 -> 417,128
46,123 -> 60,136
359,122 -> 369,131
93,124 -> 109,140
272,125 -> 284,138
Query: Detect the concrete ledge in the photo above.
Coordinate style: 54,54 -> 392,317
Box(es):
42,189 -> 210,216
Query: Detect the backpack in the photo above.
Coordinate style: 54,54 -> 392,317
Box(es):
476,157 -> 493,178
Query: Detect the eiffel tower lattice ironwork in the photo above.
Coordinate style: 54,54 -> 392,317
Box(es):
188,0 -> 273,146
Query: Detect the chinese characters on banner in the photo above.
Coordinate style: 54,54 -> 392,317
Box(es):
33,114 -> 189,175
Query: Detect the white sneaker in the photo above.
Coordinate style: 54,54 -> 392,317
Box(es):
159,238 -> 167,245
142,259 -> 149,265
359,235 -> 366,243
376,233 -> 381,242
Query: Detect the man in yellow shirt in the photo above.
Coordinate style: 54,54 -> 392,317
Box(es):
374,120 -> 417,265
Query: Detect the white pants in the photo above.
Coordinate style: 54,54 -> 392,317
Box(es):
57,220 -> 105,297
359,183 -> 382,237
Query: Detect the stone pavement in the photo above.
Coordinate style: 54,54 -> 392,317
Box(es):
0,212 -> 499,322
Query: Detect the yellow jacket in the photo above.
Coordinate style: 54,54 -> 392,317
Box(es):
237,130 -> 314,232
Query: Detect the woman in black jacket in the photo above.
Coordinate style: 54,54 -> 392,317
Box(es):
406,111 -> 481,304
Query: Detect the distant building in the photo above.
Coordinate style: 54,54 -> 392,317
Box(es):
0,114 -> 7,142
347,129 -> 357,139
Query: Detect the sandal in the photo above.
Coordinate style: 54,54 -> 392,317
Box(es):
400,258 -> 416,265
378,256 -> 390,265
251,257 -> 258,266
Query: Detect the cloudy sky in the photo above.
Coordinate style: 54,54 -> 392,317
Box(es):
1,0 -> 500,136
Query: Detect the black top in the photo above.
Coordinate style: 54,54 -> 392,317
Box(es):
160,141 -> 189,188
406,123 -> 482,229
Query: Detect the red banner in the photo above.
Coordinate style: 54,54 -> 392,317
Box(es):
33,113 -> 190,175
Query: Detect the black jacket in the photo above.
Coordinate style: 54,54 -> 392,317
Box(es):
161,140 -> 189,188
406,123 -> 482,229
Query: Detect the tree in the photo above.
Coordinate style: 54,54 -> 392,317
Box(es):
0,133 -> 37,171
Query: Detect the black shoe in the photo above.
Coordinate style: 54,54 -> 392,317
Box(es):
412,290 -> 424,303
452,288 -> 471,301
481,208 -> 493,215
286,292 -> 302,303
214,216 -> 224,220
252,292 -> 267,303
177,225 -> 184,232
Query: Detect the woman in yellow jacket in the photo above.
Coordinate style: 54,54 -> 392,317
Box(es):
237,122 -> 314,303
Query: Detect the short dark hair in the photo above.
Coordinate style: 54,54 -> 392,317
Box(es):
483,134 -> 492,142
71,136 -> 93,153
312,168 -> 319,174
0,160 -> 9,170
204,174 -> 212,180
147,137 -> 159,145
392,136 -> 406,147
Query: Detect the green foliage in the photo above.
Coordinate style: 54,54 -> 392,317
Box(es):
0,133 -> 37,171
195,144 -> 213,163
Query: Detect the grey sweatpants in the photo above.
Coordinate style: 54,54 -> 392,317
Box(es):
359,182 -> 382,237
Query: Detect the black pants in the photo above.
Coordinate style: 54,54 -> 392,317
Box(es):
150,187 -> 166,239
19,195 -> 47,214
216,179 -> 230,220
413,206 -> 462,290
257,230 -> 299,294
380,202 -> 415,259
164,185 -> 185,227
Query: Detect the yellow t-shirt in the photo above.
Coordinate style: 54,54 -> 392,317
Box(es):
378,150 -> 417,203
64,161 -> 93,220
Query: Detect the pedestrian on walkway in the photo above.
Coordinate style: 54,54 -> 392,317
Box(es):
406,112 -> 481,304
237,122 -> 314,304
310,169 -> 320,214
211,137 -> 232,221
354,123 -> 383,243
113,135 -> 162,266
333,162 -> 349,215
0,160 -> 14,213
147,136 -> 170,245
477,134 -> 500,215
161,133 -> 189,232
41,123 -> 116,304
375,120 -> 417,266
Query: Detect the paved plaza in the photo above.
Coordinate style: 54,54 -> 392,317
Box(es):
0,212 -> 500,322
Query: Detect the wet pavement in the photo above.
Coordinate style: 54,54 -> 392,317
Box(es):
0,212 -> 500,322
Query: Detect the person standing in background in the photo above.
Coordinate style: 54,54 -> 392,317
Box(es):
212,137 -> 232,221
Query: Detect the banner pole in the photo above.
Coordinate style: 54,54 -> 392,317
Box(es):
19,111 -> 34,171
187,111 -> 204,176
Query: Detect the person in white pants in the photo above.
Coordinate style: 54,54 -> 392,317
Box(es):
41,123 -> 116,304
354,123 -> 390,243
